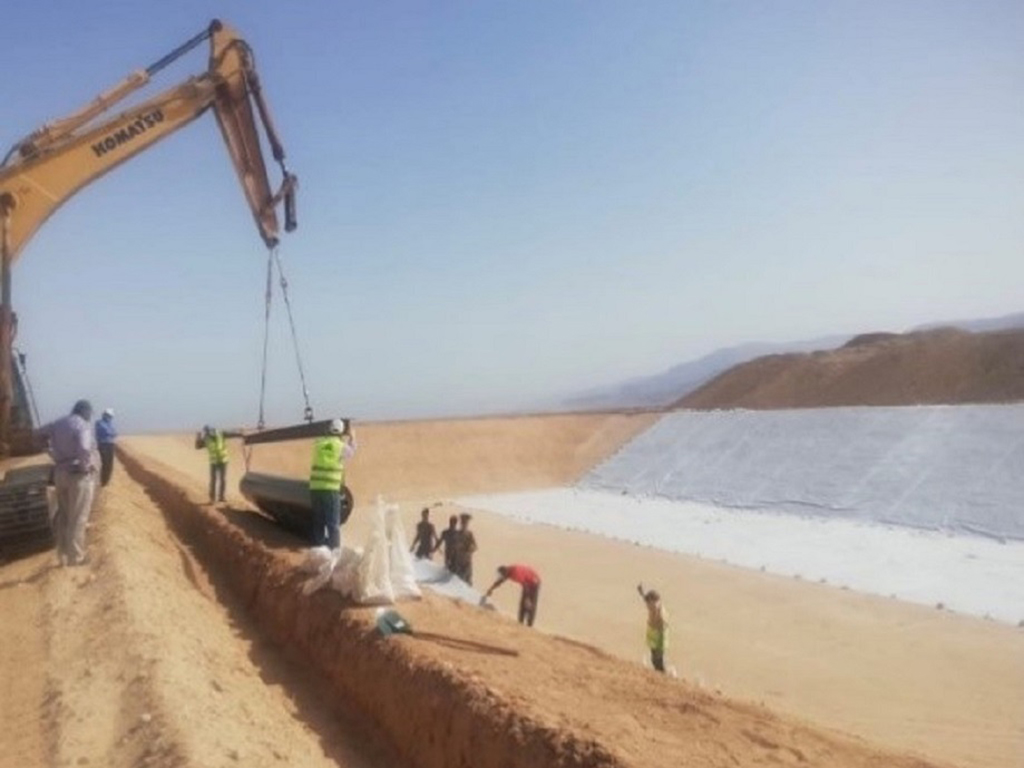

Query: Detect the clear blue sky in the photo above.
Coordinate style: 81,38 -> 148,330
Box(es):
3,2 -> 1021,431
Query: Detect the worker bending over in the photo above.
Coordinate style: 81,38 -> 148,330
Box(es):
309,419 -> 356,548
637,583 -> 669,673
484,564 -> 542,626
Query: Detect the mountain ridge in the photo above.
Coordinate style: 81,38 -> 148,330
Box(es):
676,326 -> 1024,409
563,311 -> 1024,410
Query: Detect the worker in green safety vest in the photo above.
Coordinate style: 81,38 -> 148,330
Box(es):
637,583 -> 669,673
309,418 -> 356,548
199,425 -> 229,503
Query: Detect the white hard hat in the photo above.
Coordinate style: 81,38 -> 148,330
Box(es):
327,418 -> 345,435
103,408 -> 114,417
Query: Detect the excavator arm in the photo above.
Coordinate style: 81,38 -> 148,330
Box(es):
0,19 -> 296,259
0,19 -> 297,454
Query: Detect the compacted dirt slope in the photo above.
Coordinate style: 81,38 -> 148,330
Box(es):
676,327 -> 1024,409
126,411 -> 658,504
123,414 -> 1023,768
248,411 -> 661,501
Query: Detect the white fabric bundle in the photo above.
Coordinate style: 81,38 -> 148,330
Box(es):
385,501 -> 422,600
298,496 -> 422,604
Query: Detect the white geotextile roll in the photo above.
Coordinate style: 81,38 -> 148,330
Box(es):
356,498 -> 395,605
386,503 -> 422,600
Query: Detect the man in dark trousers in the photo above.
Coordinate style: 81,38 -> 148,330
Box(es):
94,408 -> 118,487
308,419 -> 356,548
434,514 -> 459,572
483,564 -> 542,626
452,512 -> 478,585
409,507 -> 439,559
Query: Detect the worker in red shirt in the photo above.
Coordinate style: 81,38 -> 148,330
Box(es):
483,564 -> 542,626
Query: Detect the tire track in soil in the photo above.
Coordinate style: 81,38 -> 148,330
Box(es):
0,551 -> 52,768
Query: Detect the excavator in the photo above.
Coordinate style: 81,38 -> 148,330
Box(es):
0,20 -> 302,553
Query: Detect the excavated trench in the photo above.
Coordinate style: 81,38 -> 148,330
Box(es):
116,447 -> 622,768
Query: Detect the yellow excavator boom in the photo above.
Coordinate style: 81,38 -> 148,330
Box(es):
0,19 -> 296,476
0,19 -> 295,260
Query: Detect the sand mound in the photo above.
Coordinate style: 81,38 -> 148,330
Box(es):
676,327 -> 1024,409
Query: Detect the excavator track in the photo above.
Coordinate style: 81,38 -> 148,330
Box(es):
0,463 -> 53,557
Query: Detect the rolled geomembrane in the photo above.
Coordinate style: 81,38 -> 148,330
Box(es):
239,471 -> 352,537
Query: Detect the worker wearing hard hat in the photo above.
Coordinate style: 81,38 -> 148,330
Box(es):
309,419 -> 356,548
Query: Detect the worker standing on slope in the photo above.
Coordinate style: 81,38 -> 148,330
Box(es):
410,507 -> 439,559
452,512 -> 478,584
637,583 -> 669,673
483,564 -> 542,626
36,399 -> 97,566
199,425 -> 229,503
309,419 -> 356,548
94,408 -> 118,487
434,514 -> 459,571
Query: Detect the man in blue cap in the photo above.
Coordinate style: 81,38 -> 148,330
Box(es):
95,408 -> 118,487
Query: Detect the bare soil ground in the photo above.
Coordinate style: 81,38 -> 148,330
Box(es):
0,461 -> 396,768
2,412 -> 1021,768
676,327 -> 1024,409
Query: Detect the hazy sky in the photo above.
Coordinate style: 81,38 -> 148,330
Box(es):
3,2 -> 1021,431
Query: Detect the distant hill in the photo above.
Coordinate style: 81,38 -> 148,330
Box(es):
562,311 -> 1024,411
675,327 -> 1024,409
913,310 -> 1024,334
564,336 -> 846,410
